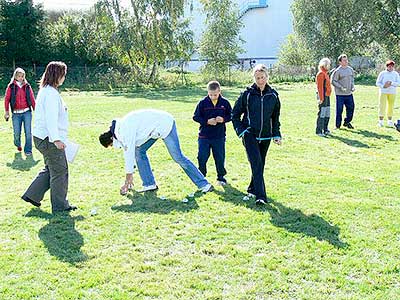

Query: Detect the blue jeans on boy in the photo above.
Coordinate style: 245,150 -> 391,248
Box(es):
135,122 -> 209,189
336,95 -> 354,128
197,137 -> 226,182
12,110 -> 32,153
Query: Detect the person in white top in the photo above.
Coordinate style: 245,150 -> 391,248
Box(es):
22,61 -> 76,213
99,109 -> 213,195
376,60 -> 400,127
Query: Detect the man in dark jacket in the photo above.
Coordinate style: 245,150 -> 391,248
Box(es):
232,64 -> 282,205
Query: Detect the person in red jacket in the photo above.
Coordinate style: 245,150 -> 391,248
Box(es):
315,58 -> 332,137
4,68 -> 35,155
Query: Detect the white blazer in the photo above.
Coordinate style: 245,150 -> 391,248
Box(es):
33,85 -> 69,143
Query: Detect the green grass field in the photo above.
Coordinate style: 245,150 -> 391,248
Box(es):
0,83 -> 399,299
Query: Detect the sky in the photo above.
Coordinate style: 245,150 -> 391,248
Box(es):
34,0 -> 97,10
34,0 -> 129,11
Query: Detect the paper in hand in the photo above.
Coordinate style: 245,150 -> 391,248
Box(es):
65,140 -> 80,163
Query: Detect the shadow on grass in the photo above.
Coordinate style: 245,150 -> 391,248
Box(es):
215,184 -> 348,248
6,152 -> 40,171
328,133 -> 370,148
351,129 -> 395,141
104,86 -> 242,103
25,209 -> 88,264
265,201 -> 348,248
104,86 -> 204,102
111,190 -> 200,214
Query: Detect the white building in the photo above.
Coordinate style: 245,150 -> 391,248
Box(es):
186,0 -> 294,71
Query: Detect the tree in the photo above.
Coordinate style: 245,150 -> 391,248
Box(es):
368,0 -> 400,62
0,0 -> 46,66
277,33 -> 313,67
96,0 -> 194,83
291,0 -> 371,62
198,0 -> 243,82
46,8 -> 119,66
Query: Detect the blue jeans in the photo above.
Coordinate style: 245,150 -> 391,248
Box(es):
336,95 -> 354,128
12,110 -> 32,153
198,137 -> 226,181
135,122 -> 209,189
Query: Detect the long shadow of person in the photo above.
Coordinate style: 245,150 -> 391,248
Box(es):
328,134 -> 370,148
25,209 -> 88,264
6,152 -> 40,171
351,129 -> 396,141
111,190 -> 200,214
265,200 -> 348,248
215,184 -> 348,248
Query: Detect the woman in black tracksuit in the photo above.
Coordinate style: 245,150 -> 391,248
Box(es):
232,64 -> 282,205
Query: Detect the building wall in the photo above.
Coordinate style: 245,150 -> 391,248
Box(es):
185,0 -> 294,70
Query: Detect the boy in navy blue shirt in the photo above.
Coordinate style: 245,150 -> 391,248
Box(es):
193,81 -> 232,185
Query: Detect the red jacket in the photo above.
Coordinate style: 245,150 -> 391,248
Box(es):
4,80 -> 36,112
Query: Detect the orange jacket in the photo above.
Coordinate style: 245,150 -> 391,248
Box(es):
316,68 -> 331,101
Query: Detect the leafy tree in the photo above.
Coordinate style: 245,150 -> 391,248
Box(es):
0,0 -> 46,66
46,7 -> 119,66
277,33 -> 313,66
198,0 -> 243,81
96,0 -> 194,83
291,0 -> 371,62
368,0 -> 400,62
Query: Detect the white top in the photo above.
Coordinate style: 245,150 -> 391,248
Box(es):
33,85 -> 69,143
114,109 -> 175,173
376,70 -> 400,94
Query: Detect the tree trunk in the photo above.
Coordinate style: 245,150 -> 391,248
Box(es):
148,61 -> 158,83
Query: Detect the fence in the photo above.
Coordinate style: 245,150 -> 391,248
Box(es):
0,62 -> 385,92
0,65 -> 132,91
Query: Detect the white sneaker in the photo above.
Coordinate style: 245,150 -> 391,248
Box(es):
378,120 -> 384,127
200,183 -> 214,193
247,192 -> 256,198
388,120 -> 394,127
216,180 -> 227,186
137,184 -> 158,193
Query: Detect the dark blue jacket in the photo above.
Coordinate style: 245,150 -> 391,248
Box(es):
232,83 -> 281,139
193,95 -> 232,139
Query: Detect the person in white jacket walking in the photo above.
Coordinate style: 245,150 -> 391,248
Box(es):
376,60 -> 400,127
22,61 -> 76,213
99,109 -> 213,195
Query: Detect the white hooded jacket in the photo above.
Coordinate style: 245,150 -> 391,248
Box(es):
113,109 -> 174,173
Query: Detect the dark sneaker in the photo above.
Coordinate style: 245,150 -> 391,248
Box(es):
324,130 -> 331,136
64,205 -> 77,211
17,146 -> 22,152
344,122 -> 354,129
53,205 -> 77,214
255,199 -> 266,205
22,195 -> 41,207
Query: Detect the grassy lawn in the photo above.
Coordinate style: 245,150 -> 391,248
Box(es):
0,83 -> 399,299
